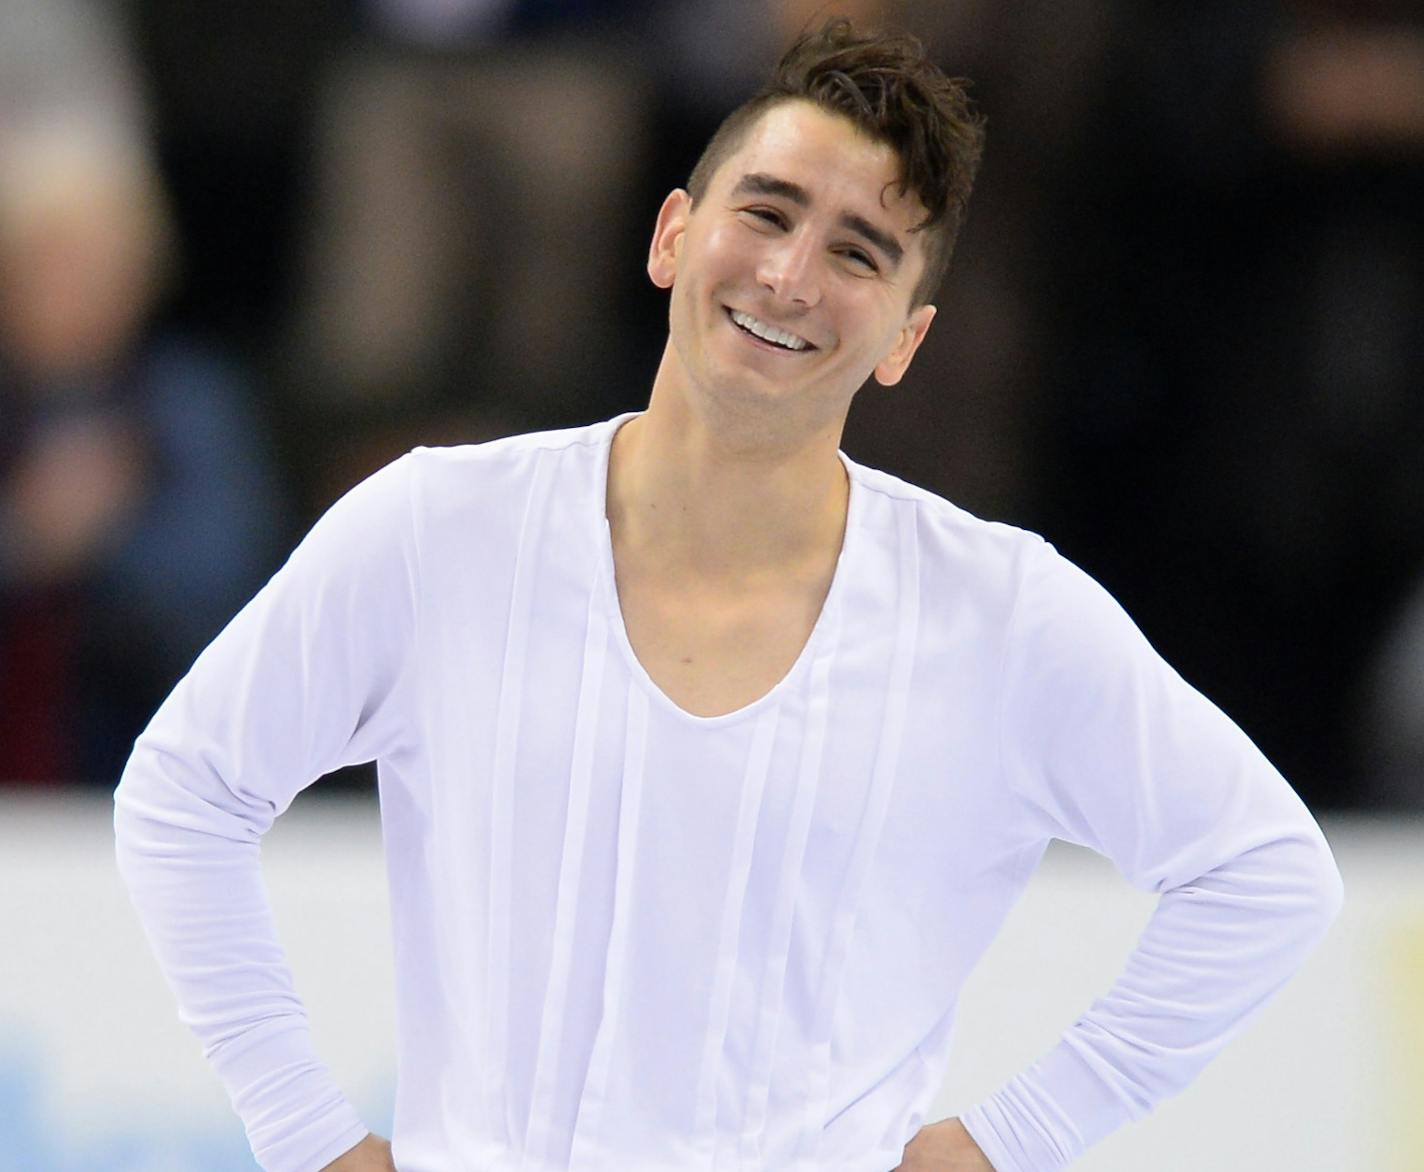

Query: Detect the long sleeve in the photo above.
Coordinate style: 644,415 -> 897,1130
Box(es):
960,542 -> 1343,1171
114,453 -> 421,1172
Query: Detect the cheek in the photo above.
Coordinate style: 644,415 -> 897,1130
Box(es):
699,221 -> 755,273
667,273 -> 713,348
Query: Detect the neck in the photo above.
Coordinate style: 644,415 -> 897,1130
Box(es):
607,362 -> 850,583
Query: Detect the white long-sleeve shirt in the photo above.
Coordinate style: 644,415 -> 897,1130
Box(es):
114,413 -> 1342,1172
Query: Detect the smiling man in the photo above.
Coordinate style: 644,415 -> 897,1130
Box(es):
114,20 -> 1342,1172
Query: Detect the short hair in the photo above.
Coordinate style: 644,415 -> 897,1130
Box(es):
686,19 -> 985,307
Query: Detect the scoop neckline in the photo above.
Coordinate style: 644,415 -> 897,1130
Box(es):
592,411 -> 860,728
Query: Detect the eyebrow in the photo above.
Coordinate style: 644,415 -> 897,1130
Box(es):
730,171 -> 905,269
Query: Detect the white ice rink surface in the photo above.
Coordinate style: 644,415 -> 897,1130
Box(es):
1,792 -> 1419,1171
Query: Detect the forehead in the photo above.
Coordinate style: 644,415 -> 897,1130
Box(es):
713,100 -> 926,228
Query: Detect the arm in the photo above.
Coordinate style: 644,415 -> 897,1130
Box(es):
960,543 -> 1342,1172
114,454 -> 421,1172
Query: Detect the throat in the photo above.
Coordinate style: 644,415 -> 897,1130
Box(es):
607,408 -> 851,577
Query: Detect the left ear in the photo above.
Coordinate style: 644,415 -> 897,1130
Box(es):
873,304 -> 936,387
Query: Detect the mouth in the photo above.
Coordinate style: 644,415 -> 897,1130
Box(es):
725,307 -> 817,353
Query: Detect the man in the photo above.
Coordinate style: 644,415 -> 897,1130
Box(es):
115,21 -> 1342,1172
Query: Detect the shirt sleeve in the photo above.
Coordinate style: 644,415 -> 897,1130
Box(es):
113,452 -> 422,1172
959,541 -> 1343,1172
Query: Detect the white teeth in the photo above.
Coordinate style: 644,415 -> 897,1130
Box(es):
730,309 -> 810,351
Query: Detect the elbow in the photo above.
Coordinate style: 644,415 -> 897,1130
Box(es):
113,746 -> 146,852
113,745 -> 167,882
1308,830 -> 1345,937
1207,821 -> 1345,959
112,732 -> 268,883
1266,823 -> 1345,958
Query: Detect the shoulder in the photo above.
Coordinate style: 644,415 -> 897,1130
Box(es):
844,455 -> 1053,609
392,416 -> 618,523
406,417 -> 616,484
292,418 -> 614,559
844,457 -> 1144,660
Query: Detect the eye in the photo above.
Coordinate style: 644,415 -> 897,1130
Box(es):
840,247 -> 878,272
741,206 -> 786,229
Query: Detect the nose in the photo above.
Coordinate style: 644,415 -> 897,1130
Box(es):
756,230 -> 821,308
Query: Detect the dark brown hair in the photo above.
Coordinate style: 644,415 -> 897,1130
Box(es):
685,19 -> 985,307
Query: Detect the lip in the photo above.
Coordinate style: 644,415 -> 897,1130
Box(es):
723,306 -> 818,354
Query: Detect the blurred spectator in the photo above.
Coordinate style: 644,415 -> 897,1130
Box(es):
123,0 -> 343,348
284,0 -> 657,507
0,0 -> 285,786
1032,0 -> 1424,810
1364,573 -> 1424,808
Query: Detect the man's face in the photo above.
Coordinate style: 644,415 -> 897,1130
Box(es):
648,100 -> 937,433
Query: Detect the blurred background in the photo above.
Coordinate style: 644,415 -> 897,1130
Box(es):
2,0 -> 1422,808
1,0 -> 1421,1166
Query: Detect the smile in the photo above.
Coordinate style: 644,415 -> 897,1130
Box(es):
726,308 -> 815,352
